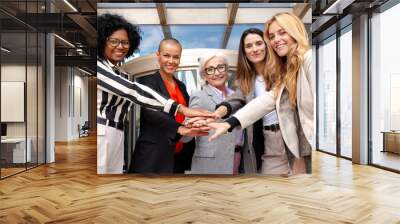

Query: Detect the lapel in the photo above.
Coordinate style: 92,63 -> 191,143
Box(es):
154,71 -> 170,98
275,84 -> 285,111
204,85 -> 222,105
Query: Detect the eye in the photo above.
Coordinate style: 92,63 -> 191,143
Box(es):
245,43 -> 252,48
278,30 -> 286,35
255,41 -> 264,46
269,34 -> 275,40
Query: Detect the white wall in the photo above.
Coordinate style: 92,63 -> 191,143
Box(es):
54,66 -> 69,141
1,65 -> 27,138
1,63 -> 46,164
54,66 -> 89,141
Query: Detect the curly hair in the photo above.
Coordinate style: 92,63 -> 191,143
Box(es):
97,13 -> 141,60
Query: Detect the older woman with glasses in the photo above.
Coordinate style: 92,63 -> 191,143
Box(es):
184,53 -> 239,174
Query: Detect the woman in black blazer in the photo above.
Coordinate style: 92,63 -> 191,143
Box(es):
130,38 -> 199,174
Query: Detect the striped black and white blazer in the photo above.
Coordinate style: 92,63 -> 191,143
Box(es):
97,58 -> 179,130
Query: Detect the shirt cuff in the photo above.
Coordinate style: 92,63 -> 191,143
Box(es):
167,100 -> 179,116
215,102 -> 232,119
225,116 -> 241,132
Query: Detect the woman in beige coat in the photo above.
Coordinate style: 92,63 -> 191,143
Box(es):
199,12 -> 313,174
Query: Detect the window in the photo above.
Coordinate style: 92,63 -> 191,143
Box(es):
317,36 -> 337,154
370,3 -> 400,171
339,27 -> 352,158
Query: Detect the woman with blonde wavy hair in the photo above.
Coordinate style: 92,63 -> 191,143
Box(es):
200,12 -> 313,174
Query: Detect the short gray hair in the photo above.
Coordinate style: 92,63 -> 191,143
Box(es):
198,52 -> 229,77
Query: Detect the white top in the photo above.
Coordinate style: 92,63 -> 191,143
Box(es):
254,75 -> 279,126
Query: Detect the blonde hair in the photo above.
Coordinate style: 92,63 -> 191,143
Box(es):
263,12 -> 310,107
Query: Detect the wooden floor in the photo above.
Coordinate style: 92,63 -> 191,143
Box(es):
1,135 -> 400,223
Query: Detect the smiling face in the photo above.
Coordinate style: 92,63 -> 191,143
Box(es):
243,33 -> 266,65
203,56 -> 228,91
157,42 -> 182,76
268,21 -> 296,57
104,29 -> 130,65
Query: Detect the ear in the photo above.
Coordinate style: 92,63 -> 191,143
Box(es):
156,51 -> 160,57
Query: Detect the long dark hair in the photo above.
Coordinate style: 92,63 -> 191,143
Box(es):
97,13 -> 141,60
236,28 -> 265,95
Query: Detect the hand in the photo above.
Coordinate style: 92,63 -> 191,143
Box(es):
185,116 -> 216,128
178,106 -> 215,118
213,106 -> 228,120
207,122 -> 231,142
177,126 -> 209,137
184,105 -> 227,127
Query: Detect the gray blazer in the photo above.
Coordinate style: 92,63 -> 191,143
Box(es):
189,85 -> 236,174
233,50 -> 313,159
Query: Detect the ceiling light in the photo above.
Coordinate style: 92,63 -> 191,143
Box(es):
54,34 -> 75,48
63,0 -> 78,12
1,47 -> 11,53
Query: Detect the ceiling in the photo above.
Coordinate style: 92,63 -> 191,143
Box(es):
0,0 -> 314,72
311,0 -> 392,44
0,0 -> 96,72
98,2 -> 311,57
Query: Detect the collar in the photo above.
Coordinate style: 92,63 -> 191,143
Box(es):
207,84 -> 233,99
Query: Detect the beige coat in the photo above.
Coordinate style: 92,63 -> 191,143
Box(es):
233,50 -> 313,159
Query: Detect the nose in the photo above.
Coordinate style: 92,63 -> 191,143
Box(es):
215,69 -> 225,77
274,34 -> 283,43
251,45 -> 258,52
116,42 -> 124,49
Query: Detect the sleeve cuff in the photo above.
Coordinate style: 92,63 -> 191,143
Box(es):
169,101 -> 179,116
174,123 -> 183,141
225,117 -> 241,132
215,102 -> 232,119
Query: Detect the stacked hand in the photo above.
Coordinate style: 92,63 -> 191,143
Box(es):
177,106 -> 232,141
177,106 -> 215,137
178,106 -> 214,118
184,115 -> 231,142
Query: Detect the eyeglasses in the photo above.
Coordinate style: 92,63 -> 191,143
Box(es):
107,38 -> 130,48
204,64 -> 227,75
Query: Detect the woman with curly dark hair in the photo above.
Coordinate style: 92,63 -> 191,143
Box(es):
97,13 -> 210,174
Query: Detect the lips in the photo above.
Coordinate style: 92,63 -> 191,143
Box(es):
113,51 -> 125,57
166,65 -> 176,70
212,74 -> 225,80
275,44 -> 286,51
252,53 -> 263,58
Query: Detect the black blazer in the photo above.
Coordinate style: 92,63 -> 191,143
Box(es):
130,71 -> 191,173
137,71 -> 189,142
